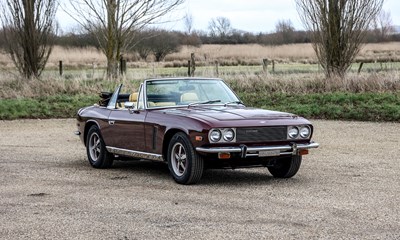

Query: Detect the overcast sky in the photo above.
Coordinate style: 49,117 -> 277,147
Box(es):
58,0 -> 400,33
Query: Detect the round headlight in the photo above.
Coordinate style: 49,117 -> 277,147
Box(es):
223,129 -> 235,142
288,127 -> 299,139
300,126 -> 311,138
210,129 -> 222,142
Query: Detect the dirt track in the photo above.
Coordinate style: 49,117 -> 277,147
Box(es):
0,119 -> 399,239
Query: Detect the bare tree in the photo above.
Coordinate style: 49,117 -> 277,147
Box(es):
66,0 -> 184,79
274,19 -> 296,44
134,30 -> 154,61
372,10 -> 394,42
181,12 -> 201,46
296,0 -> 384,78
0,0 -> 58,79
151,30 -> 181,62
184,12 -> 193,35
134,29 -> 181,62
208,17 -> 233,38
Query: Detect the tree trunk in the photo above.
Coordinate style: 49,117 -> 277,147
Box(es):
105,0 -> 118,80
24,0 -> 39,79
107,59 -> 119,79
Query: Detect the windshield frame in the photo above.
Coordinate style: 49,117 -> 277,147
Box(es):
143,78 -> 242,110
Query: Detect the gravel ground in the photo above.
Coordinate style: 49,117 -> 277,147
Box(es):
0,119 -> 399,240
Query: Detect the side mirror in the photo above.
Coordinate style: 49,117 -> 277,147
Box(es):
124,102 -> 136,114
125,101 -> 135,108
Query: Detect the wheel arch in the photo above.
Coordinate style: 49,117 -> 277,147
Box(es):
83,120 -> 101,146
162,128 -> 187,161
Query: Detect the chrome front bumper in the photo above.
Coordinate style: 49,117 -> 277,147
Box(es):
196,142 -> 319,158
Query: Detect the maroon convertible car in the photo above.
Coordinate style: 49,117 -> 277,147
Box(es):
75,78 -> 319,184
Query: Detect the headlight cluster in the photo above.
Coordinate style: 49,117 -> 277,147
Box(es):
287,126 -> 312,139
209,128 -> 236,143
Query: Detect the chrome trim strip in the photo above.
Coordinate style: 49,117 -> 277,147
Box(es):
195,142 -> 319,157
106,147 -> 164,162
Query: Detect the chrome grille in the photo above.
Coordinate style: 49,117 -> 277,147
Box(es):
236,127 -> 287,142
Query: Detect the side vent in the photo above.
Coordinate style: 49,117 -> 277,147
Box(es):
152,126 -> 158,150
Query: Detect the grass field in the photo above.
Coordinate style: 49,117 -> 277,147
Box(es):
1,42 -> 400,68
1,92 -> 398,121
0,43 -> 399,121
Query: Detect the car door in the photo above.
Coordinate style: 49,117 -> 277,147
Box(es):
106,84 -> 146,152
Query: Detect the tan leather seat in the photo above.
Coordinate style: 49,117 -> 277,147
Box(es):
181,92 -> 199,103
154,102 -> 176,107
116,92 -> 138,109
129,92 -> 138,103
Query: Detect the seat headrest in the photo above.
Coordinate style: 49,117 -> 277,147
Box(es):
181,92 -> 199,102
129,92 -> 138,102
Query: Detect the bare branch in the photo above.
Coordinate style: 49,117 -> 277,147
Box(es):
208,17 -> 233,38
0,0 -> 58,79
63,0 -> 184,79
296,0 -> 384,78
183,12 -> 193,34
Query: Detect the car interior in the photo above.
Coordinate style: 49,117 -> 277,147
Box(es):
115,90 -> 202,109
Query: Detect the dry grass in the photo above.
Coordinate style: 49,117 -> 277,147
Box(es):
0,42 -> 399,99
167,44 -> 317,63
0,73 -> 143,99
168,43 -> 400,65
362,42 -> 400,52
0,42 -> 399,68
0,50 -> 13,68
225,71 -> 400,94
47,46 -> 107,68
1,46 -> 107,69
360,42 -> 400,60
1,68 -> 398,99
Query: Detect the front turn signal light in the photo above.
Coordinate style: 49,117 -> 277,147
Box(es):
299,149 -> 309,155
218,152 -> 231,159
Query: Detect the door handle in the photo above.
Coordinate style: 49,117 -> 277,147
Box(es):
108,120 -> 115,125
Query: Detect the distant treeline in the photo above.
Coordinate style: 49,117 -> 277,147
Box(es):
52,29 -> 400,47
0,28 -> 399,62
2,28 -> 399,48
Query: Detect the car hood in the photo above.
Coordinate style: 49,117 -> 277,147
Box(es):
161,106 -> 299,122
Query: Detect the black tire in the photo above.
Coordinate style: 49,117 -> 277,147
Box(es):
86,125 -> 114,169
267,155 -> 302,178
167,132 -> 204,185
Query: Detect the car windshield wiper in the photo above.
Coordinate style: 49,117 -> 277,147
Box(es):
224,101 -> 244,106
188,99 -> 221,108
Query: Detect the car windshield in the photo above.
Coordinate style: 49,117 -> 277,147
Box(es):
145,79 -> 240,108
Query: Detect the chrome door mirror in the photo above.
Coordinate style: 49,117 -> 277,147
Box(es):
125,101 -> 135,108
125,101 -> 136,114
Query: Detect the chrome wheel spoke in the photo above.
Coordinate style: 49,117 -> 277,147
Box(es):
178,145 -> 182,157
95,139 -> 100,148
176,161 -> 181,172
179,162 -> 186,172
89,133 -> 101,162
171,142 -> 187,177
